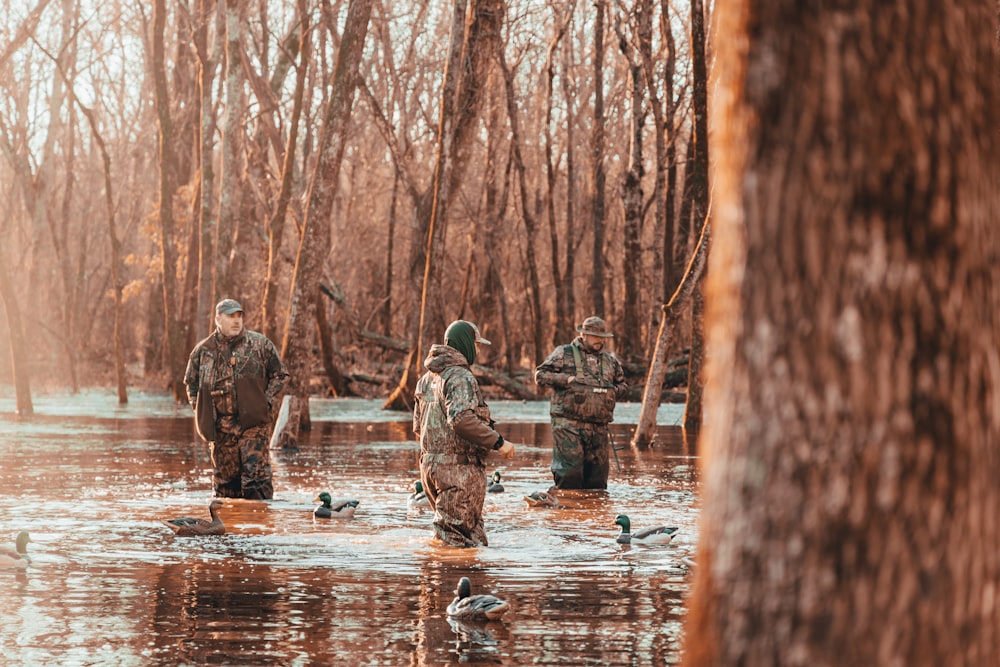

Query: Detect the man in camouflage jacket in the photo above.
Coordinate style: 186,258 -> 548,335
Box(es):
534,316 -> 627,490
184,299 -> 289,500
413,320 -> 515,547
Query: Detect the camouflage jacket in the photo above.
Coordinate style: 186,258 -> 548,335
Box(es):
413,344 -> 502,464
184,328 -> 289,438
534,337 -> 627,424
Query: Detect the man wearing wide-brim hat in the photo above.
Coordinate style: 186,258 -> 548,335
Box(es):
534,316 -> 627,490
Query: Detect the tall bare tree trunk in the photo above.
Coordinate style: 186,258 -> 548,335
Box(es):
152,0 -> 187,400
263,0 -> 311,343
613,8 -> 646,364
498,52 -> 544,365
194,0 -> 224,340
215,0 -> 247,299
279,0 -> 374,446
590,0 -> 607,316
682,0 -> 710,429
685,2 -> 1000,664
0,258 -> 33,416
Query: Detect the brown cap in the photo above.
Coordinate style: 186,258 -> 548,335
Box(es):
576,316 -> 613,338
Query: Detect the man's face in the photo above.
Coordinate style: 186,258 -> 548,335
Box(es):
582,333 -> 607,352
216,311 -> 244,337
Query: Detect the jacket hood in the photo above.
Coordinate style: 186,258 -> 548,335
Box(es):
423,343 -> 470,374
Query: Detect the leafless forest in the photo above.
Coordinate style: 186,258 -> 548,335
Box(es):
0,0 -> 708,417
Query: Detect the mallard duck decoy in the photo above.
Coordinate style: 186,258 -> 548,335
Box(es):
614,514 -> 678,545
408,480 -> 430,509
0,531 -> 31,568
522,490 -> 559,508
164,500 -> 226,536
314,492 -> 360,519
446,576 -> 510,621
487,471 -> 504,493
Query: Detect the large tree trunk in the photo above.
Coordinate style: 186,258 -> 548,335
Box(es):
279,0 -> 374,446
151,0 -> 187,401
685,2 -> 1000,665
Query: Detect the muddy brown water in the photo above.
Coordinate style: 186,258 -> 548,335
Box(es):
0,392 -> 699,666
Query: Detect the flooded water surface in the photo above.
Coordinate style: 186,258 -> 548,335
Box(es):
0,392 -> 699,666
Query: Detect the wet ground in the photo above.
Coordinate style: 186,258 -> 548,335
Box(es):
0,391 -> 699,666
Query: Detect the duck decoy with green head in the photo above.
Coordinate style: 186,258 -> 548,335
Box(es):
0,531 -> 31,568
487,471 -> 504,493
446,576 -> 510,621
614,514 -> 678,545
523,490 -> 559,508
314,492 -> 360,519
164,500 -> 226,536
408,480 -> 430,509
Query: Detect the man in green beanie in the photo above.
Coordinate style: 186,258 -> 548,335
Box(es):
534,316 -> 627,490
413,320 -> 516,547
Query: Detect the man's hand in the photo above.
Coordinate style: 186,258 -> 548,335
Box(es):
498,441 -> 516,460
566,376 -> 576,385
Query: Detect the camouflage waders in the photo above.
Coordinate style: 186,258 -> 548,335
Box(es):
550,417 -> 611,490
211,419 -> 274,499
421,453 -> 488,547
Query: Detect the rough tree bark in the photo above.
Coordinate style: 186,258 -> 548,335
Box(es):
590,0 -> 607,316
278,0 -> 374,446
151,0 -> 187,400
215,0 -> 247,300
685,2 -> 1000,665
682,0 -> 709,430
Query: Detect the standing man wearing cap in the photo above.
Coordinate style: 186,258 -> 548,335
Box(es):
412,320 -> 517,547
534,316 -> 627,490
184,298 -> 289,500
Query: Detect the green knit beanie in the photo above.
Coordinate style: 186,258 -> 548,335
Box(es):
445,320 -> 477,364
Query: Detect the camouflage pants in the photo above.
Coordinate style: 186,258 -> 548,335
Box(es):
210,419 -> 274,500
550,417 -> 610,490
421,457 -> 488,547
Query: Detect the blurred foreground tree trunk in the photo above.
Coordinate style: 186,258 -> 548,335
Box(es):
685,2 -> 1000,665
278,0 -> 373,447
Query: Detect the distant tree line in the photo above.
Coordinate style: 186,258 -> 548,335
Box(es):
0,0 -> 709,425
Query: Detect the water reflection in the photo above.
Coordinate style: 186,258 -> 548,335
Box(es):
0,393 -> 697,665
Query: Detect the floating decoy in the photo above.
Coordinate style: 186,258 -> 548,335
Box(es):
164,500 -> 226,536
614,514 -> 679,545
522,490 -> 559,508
446,576 -> 510,621
487,471 -> 504,493
0,531 -> 31,568
314,492 -> 360,519
408,480 -> 430,509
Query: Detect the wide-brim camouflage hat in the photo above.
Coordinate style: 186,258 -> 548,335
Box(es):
576,316 -> 614,338
216,298 -> 244,315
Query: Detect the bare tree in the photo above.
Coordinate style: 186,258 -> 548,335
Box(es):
151,0 -> 187,400
685,2 -> 1000,664
279,0 -> 374,445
